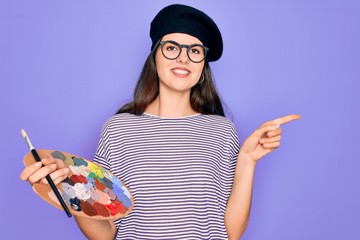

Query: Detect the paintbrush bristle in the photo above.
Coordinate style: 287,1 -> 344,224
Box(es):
21,129 -> 27,138
21,129 -> 34,150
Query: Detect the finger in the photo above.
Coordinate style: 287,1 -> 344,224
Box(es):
265,128 -> 282,138
262,141 -> 281,149
52,173 -> 69,185
28,164 -> 57,185
259,135 -> 281,144
55,158 -> 65,169
40,168 -> 70,185
41,156 -> 57,166
261,114 -> 301,127
42,156 -> 65,170
20,161 -> 43,181
253,124 -> 280,138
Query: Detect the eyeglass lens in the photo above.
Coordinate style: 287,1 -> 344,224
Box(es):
161,41 -> 207,63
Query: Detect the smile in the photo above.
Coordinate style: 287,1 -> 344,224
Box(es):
172,68 -> 190,76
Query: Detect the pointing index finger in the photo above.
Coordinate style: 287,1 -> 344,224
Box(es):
261,114 -> 301,127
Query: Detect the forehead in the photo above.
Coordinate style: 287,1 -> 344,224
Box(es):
161,33 -> 203,45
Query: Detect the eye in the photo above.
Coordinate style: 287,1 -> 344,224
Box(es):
190,46 -> 203,55
164,42 -> 179,51
166,46 -> 177,51
191,49 -> 200,54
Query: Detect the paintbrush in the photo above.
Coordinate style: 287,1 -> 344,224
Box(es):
21,129 -> 72,218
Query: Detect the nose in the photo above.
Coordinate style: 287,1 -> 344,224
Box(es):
176,46 -> 190,64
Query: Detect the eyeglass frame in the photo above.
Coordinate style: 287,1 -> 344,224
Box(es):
159,40 -> 209,63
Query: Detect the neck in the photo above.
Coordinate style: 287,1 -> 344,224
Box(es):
145,91 -> 197,118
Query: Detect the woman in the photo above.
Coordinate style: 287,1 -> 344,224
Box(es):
20,4 -> 300,240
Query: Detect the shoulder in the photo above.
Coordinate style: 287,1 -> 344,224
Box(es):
101,113 -> 141,132
195,114 -> 239,140
199,114 -> 237,129
104,113 -> 138,124
199,114 -> 240,150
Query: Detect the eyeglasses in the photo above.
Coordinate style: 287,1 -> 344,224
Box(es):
159,40 -> 209,63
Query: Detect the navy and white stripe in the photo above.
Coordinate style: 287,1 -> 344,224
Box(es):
94,113 -> 240,239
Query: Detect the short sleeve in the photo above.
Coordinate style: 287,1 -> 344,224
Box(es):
93,124 -> 111,171
218,121 -> 240,216
229,122 -> 240,176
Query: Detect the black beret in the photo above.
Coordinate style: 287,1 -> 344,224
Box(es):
150,4 -> 223,62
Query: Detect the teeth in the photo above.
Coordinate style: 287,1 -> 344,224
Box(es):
173,69 -> 189,74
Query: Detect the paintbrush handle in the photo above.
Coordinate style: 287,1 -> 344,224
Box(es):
31,149 -> 72,218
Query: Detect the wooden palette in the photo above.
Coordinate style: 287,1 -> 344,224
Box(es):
23,149 -> 133,220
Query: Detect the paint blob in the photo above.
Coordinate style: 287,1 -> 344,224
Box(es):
93,202 -> 110,217
102,176 -> 114,190
70,174 -> 88,184
62,177 -> 75,186
51,151 -> 66,161
73,183 -> 91,200
70,197 -> 82,211
106,201 -> 126,216
103,188 -> 116,200
96,189 -> 111,205
70,165 -> 90,176
80,201 -> 97,216
72,157 -> 88,167
89,188 -> 100,201
94,178 -> 106,191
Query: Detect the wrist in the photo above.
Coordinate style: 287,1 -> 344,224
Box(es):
237,150 -> 257,169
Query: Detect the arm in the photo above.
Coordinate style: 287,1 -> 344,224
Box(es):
224,152 -> 256,239
74,216 -> 116,240
225,114 -> 301,239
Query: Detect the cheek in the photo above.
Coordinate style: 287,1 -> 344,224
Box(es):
194,63 -> 205,79
155,51 -> 169,80
155,62 -> 165,81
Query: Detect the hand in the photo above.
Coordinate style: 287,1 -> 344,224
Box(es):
20,155 -> 69,185
239,114 -> 301,164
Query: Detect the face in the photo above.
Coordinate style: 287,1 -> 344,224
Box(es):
155,33 -> 205,94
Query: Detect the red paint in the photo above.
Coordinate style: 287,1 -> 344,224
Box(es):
116,201 -> 127,214
93,202 -> 110,217
70,174 -> 88,184
106,201 -> 127,216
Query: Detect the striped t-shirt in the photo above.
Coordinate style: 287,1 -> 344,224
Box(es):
94,113 -> 240,239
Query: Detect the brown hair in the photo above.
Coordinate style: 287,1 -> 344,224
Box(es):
116,42 -> 225,116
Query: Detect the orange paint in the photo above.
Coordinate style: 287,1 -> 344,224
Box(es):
94,178 -> 106,190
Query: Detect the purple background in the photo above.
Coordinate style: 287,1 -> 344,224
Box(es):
1,0 -> 359,239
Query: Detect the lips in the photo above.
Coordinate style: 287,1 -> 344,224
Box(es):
172,67 -> 190,77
